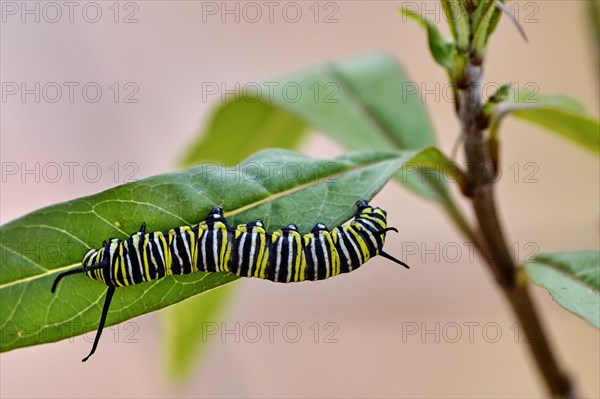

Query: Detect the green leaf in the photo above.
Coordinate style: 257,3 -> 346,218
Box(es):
180,94 -> 307,167
399,8 -> 454,70
271,53 -> 437,151
161,283 -> 236,380
493,92 -> 600,156
182,53 -> 472,241
0,148 -> 427,352
525,251 -> 600,328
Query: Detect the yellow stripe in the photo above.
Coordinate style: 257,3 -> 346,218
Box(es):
293,233 -> 304,282
143,237 -> 152,281
347,226 -> 370,263
167,231 -> 176,276
253,231 -> 265,278
119,243 -> 129,286
301,234 -> 313,281
193,226 -> 202,272
217,223 -> 229,272
324,233 -> 340,277
365,214 -> 386,229
259,234 -> 272,280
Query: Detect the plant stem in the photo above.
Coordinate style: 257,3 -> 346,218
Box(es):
457,59 -> 575,398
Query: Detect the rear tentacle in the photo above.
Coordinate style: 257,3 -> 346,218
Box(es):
378,227 -> 409,269
379,251 -> 410,269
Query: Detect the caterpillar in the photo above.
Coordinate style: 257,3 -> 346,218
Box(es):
51,200 -> 408,361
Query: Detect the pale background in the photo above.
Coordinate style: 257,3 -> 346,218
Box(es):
1,1 -> 599,398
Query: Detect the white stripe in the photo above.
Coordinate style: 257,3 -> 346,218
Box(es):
181,230 -> 193,272
346,230 -> 363,271
247,233 -> 257,277
336,230 -> 352,269
310,236 -> 319,280
237,233 -> 246,275
125,252 -> 134,283
154,236 -> 165,273
212,229 -> 219,271
132,234 -> 145,282
319,234 -> 329,278
274,236 -> 283,281
109,241 -> 119,285
172,230 -> 184,274
286,236 -> 293,283
146,237 -> 157,279
200,229 -> 208,271
358,222 -> 379,249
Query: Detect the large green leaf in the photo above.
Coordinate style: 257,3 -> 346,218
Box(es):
525,251 -> 600,328
182,53 -> 471,238
0,148 -> 435,352
491,92 -> 600,156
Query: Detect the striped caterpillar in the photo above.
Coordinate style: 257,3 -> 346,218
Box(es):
51,199 -> 408,361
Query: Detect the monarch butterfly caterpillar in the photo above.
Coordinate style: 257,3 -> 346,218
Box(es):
51,199 -> 408,361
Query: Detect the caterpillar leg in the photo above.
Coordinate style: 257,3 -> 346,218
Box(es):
82,286 -> 115,362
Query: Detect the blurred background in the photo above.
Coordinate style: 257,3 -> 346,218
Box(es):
1,1 -> 598,397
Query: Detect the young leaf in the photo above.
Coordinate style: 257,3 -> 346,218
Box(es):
472,0 -> 501,56
0,148 -> 424,352
440,0 -> 470,51
399,8 -> 454,70
490,92 -> 600,156
525,251 -> 600,328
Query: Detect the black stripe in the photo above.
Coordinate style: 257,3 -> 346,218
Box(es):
148,234 -> 165,279
314,233 -> 327,280
277,233 -> 291,283
111,244 -> 123,286
169,230 -> 183,275
340,228 -> 362,271
232,232 -> 248,276
303,236 -> 316,281
180,229 -> 193,274
355,220 -> 380,255
266,235 -> 279,282
126,235 -> 144,284
204,228 -> 217,272
334,228 -> 351,274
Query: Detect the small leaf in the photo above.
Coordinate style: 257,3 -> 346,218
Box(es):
525,251 -> 600,328
440,0 -> 470,51
399,8 -> 454,69
471,0 -> 507,56
491,92 -> 600,156
0,148 -> 428,352
161,283 -> 236,380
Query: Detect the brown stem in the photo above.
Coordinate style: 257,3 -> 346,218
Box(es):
457,59 -> 575,398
